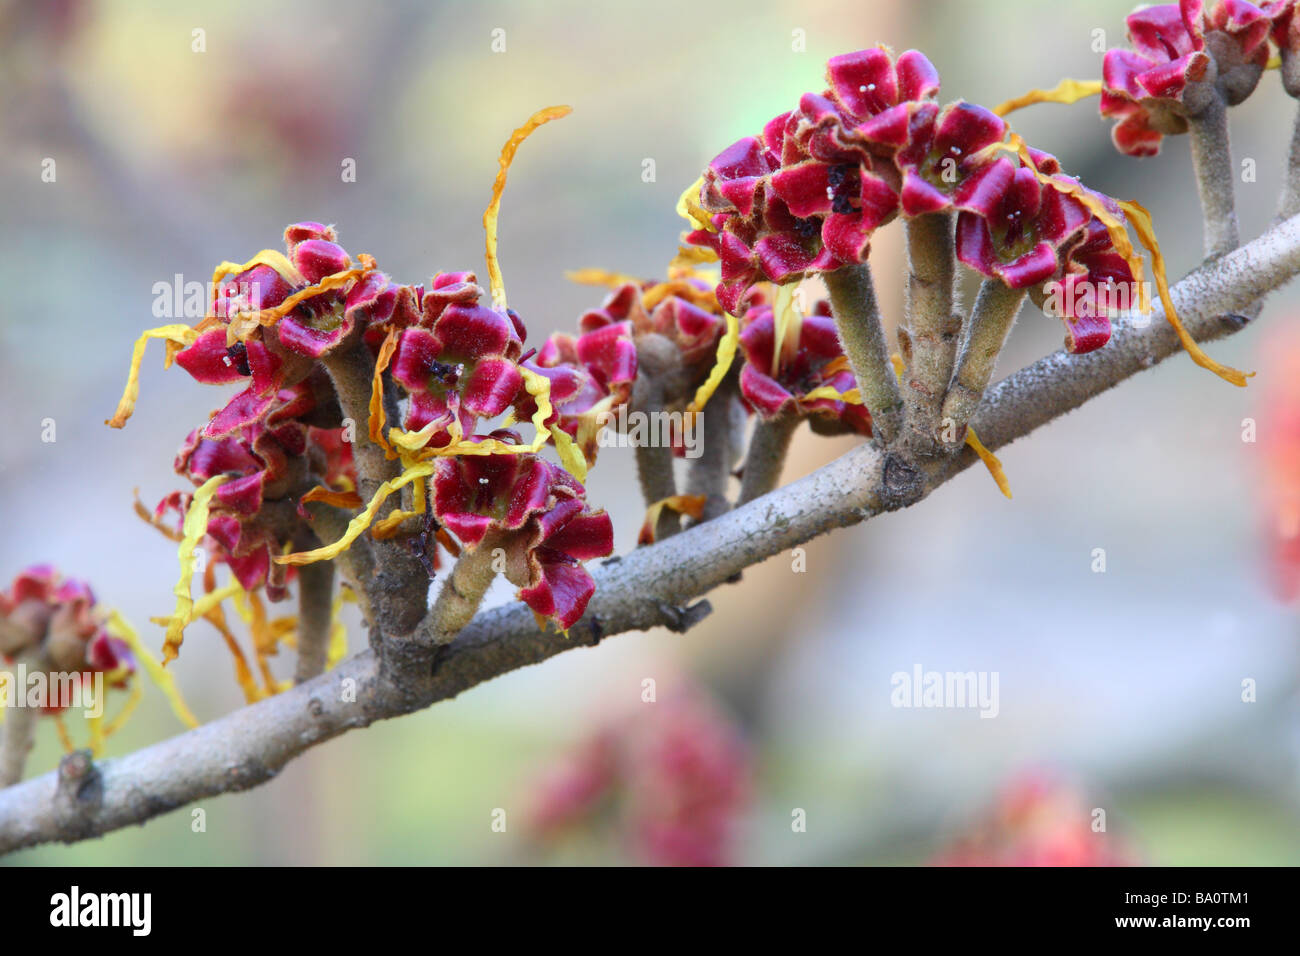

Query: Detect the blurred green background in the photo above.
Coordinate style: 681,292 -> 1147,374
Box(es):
2,0 -> 1299,864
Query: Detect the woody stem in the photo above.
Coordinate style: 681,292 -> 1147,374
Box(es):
824,263 -> 903,445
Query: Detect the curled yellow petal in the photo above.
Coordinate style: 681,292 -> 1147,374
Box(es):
327,591 -> 349,670
211,248 -> 304,297
369,327 -> 400,459
670,243 -> 720,270
981,134 -> 1248,386
162,474 -> 227,664
638,494 -> 707,545
276,463 -> 434,566
301,486 -> 364,509
106,609 -> 200,728
685,312 -> 740,417
642,278 -> 722,313
992,78 -> 1102,117
100,681 -> 143,742
105,325 -> 200,428
964,426 -> 1012,499
676,175 -> 714,233
484,105 -> 572,310
550,423 -> 588,482
802,384 -> 862,404
1114,198 -> 1251,387
224,265 -> 369,346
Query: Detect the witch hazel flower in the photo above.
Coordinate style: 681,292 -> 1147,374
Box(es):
431,443 -> 613,630
1100,0 -> 1285,156
738,300 -> 872,435
523,686 -> 751,866
0,566 -> 196,785
515,321 -> 638,468
390,271 -> 527,446
160,374 -> 355,603
0,567 -> 128,695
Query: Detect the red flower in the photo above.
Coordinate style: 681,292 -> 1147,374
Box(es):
0,566 -> 134,711
738,300 -> 872,435
390,273 -> 526,445
432,449 -> 613,629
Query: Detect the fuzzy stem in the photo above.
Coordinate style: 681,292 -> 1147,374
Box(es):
1281,100 -> 1300,221
321,339 -> 428,638
685,372 -> 740,521
1,654 -> 40,788
940,280 -> 1025,444
427,536 -> 500,646
294,558 -> 335,684
631,370 -> 680,541
1189,93 -> 1239,259
738,410 -> 800,505
824,263 -> 903,445
899,212 -> 960,435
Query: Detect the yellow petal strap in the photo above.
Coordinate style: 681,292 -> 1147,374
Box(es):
105,325 -> 201,428
52,714 -> 75,753
99,681 -> 143,744
276,462 -> 435,566
210,248 -> 304,298
326,590 -> 352,670
685,312 -> 740,418
670,243 -> 721,270
978,133 -> 1249,387
370,474 -> 427,539
201,600 -> 265,705
638,494 -> 708,545
963,426 -> 1012,499
369,327 -> 400,459
642,278 -> 722,313
992,78 -> 1102,117
301,486 -> 364,509
1268,53 -> 1282,70
389,366 -> 556,459
802,384 -> 862,404
550,425 -> 589,482
676,175 -> 715,233
565,268 -> 642,289
106,609 -> 200,728
224,265 -> 368,345
1115,198 -> 1251,387
133,488 -> 184,542
162,474 -> 227,664
772,284 -> 804,377
484,105 -> 573,310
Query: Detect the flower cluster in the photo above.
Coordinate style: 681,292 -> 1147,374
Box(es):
157,369 -> 354,601
0,566 -> 133,709
685,47 -> 1140,352
525,687 -> 751,866
432,443 -> 614,629
1101,0 -> 1296,156
737,299 -> 872,435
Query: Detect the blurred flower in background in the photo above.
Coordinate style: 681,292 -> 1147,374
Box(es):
524,681 -> 751,866
933,772 -> 1137,867
1257,325 -> 1300,600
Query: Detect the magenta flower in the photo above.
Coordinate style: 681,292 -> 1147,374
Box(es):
0,566 -> 134,711
163,374 -> 355,600
432,448 -> 613,629
1099,1 -> 1281,155
580,279 -> 731,379
518,322 -> 638,463
390,275 -> 526,444
738,301 -> 872,435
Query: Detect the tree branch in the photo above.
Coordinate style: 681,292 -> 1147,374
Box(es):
5,213 -> 1300,855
